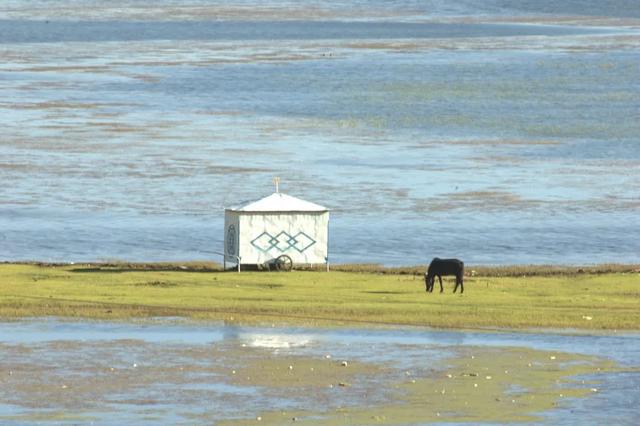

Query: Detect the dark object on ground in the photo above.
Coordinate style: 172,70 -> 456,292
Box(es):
274,255 -> 293,271
425,258 -> 464,293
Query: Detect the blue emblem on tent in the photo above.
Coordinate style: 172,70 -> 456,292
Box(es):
226,225 -> 236,255
251,231 -> 316,253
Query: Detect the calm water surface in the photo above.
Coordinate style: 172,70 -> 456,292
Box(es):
0,319 -> 639,425
0,0 -> 639,265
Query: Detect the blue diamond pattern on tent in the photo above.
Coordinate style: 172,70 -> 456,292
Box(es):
251,231 -> 316,253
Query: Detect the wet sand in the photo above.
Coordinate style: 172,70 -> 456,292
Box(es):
1,320 -> 638,425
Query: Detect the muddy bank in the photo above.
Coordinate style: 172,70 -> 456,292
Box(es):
1,320 -> 639,424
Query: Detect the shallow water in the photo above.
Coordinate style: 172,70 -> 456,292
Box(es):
1,1 -> 639,265
0,20 -> 612,43
0,319 -> 639,425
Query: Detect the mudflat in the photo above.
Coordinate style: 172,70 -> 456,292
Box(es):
1,319 -> 638,424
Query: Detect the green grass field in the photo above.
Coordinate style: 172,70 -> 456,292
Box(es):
1,263 -> 638,330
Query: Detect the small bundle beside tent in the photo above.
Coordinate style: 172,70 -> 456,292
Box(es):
224,192 -> 329,271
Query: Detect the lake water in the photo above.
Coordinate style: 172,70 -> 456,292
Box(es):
0,319 -> 639,425
1,1 -> 639,265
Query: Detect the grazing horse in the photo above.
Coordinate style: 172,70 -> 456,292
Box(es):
425,258 -> 464,293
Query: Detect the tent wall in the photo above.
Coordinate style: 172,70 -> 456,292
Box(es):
238,212 -> 328,264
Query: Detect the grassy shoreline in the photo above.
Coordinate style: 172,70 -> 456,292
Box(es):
1,263 -> 639,330
4,261 -> 639,276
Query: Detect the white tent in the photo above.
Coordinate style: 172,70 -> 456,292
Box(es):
224,192 -> 329,269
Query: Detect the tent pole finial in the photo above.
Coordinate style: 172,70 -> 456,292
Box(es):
273,176 -> 280,193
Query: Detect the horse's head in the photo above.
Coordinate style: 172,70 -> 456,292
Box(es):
424,273 -> 433,292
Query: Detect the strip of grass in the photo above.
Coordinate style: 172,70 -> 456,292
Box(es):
6,261 -> 639,276
0,264 -> 638,330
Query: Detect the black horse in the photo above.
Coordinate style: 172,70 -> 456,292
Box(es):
425,258 -> 464,293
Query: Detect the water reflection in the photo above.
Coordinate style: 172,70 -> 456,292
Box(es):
1,319 -> 638,425
3,319 -> 638,363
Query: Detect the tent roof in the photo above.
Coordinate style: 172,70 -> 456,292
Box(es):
227,192 -> 328,213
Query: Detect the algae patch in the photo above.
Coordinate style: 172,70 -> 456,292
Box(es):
220,346 -> 620,425
229,352 -> 383,389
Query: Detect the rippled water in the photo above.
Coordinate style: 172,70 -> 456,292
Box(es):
1,0 -> 639,265
0,319 -> 639,425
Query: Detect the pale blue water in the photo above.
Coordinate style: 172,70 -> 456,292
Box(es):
0,0 -> 639,265
0,319 -> 639,425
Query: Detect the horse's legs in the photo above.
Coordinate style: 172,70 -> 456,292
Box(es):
438,275 -> 443,293
453,274 -> 464,293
